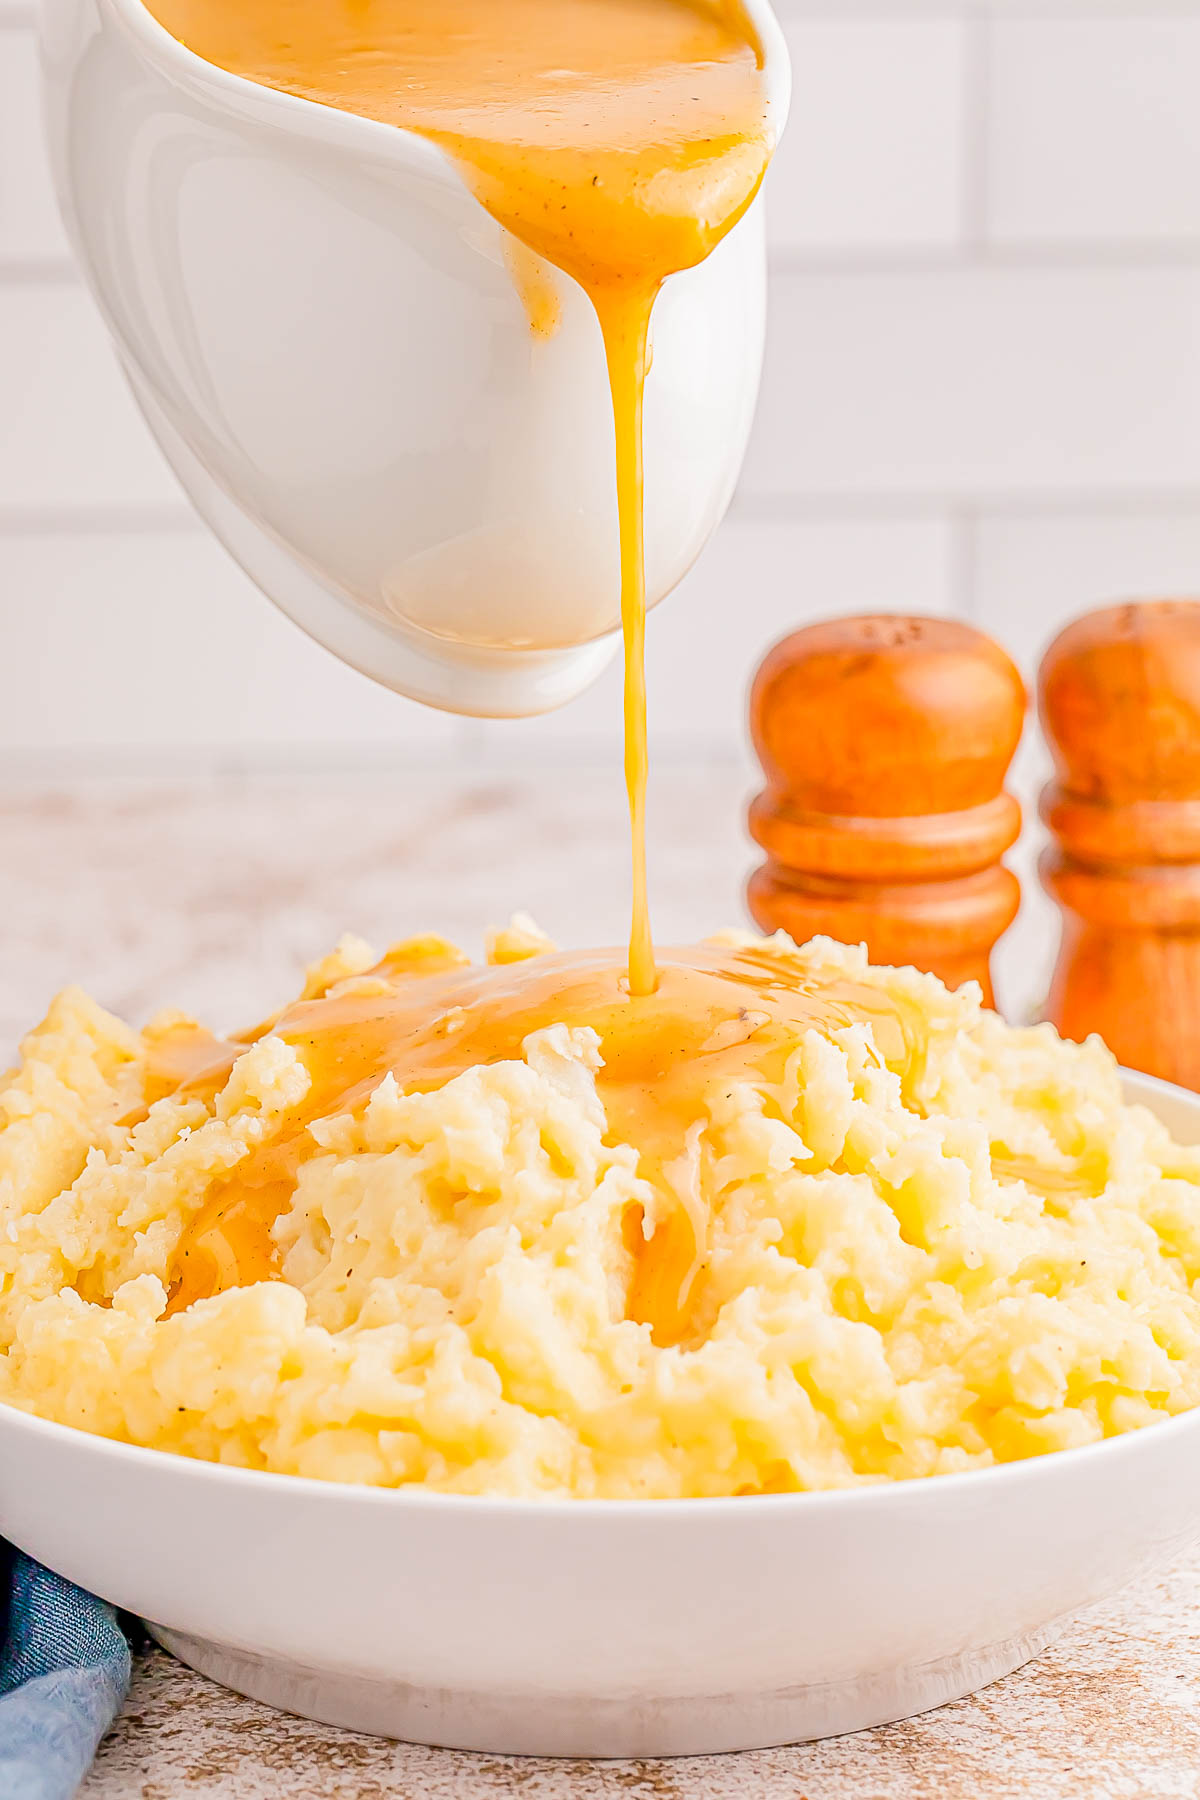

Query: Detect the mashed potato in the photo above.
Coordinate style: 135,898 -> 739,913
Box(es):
2,929 -> 1200,1497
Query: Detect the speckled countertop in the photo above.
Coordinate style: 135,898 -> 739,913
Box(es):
0,762 -> 1194,1799
85,1567 -> 1200,1800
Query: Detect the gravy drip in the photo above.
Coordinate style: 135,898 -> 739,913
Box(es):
164,944 -> 911,1341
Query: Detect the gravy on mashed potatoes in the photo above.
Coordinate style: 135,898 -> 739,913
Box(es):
2,928 -> 1200,1498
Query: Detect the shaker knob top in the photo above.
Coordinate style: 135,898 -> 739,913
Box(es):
1039,599 -> 1200,805
750,614 -> 1026,819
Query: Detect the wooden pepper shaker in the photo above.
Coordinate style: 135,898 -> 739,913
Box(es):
1039,600 -> 1200,1089
747,615 -> 1026,1006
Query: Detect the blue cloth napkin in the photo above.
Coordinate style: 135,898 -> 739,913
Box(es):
0,1544 -> 130,1799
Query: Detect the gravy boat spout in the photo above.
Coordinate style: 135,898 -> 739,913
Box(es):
39,0 -> 791,716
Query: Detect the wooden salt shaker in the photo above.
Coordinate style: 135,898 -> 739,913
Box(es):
1040,600 -> 1200,1089
747,615 -> 1026,1007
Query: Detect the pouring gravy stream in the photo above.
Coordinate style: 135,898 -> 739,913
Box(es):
134,0 -> 892,1335
145,0 -> 772,995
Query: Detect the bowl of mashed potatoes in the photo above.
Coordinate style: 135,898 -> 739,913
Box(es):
2,928 -> 1200,1755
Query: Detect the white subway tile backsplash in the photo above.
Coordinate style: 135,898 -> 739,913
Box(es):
988,20 -> 1200,245
972,509 -> 1200,674
769,20 -> 967,253
0,532 -> 461,753
467,512 -> 957,765
745,267 -> 1200,502
0,30 -> 68,261
0,286 -> 183,507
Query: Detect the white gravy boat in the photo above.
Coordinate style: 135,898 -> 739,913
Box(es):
38,0 -> 791,716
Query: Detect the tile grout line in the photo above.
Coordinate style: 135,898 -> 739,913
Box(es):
960,8 -> 992,254
728,488 -> 1200,523
6,490 -> 1200,539
950,509 -> 981,626
16,245 -> 1200,284
15,246 -> 1200,289
0,506 -> 198,534
0,260 -> 79,284
0,736 -> 744,783
768,243 -> 1200,275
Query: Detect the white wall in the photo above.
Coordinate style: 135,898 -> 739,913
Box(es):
5,0 -> 1200,772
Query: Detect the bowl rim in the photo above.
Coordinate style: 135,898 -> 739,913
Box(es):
2,1064 -> 1194,1523
4,1368 -> 1199,1523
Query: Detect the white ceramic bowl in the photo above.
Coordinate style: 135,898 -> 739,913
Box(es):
1,1066 -> 1197,1760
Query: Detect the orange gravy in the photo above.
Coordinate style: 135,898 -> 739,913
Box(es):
134,2 -> 805,1339
164,944 -> 911,1340
143,0 -> 772,996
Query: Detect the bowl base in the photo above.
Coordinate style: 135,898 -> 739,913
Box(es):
144,1621 -> 1061,1757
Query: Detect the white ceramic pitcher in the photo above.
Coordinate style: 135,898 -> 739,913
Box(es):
39,0 -> 790,716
